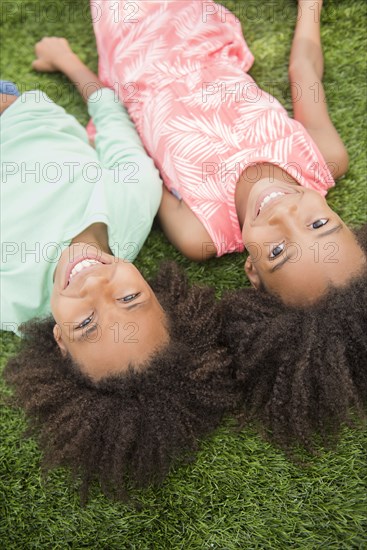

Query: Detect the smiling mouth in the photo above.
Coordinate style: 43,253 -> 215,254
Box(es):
69,258 -> 104,282
65,258 -> 106,288
257,191 -> 286,216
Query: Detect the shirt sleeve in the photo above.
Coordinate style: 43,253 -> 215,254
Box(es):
87,88 -> 163,258
87,87 -> 152,168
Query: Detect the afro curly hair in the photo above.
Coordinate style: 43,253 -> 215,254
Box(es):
220,224 -> 367,451
4,262 -> 240,502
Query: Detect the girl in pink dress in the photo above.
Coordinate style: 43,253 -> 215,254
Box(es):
88,0 -> 366,307
87,0 -> 367,451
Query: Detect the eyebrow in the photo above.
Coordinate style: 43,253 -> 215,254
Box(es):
270,254 -> 290,273
316,223 -> 343,239
73,324 -> 98,342
126,301 -> 146,311
269,223 -> 343,274
72,300 -> 149,342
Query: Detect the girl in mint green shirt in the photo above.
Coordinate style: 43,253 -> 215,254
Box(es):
2,38 -> 237,501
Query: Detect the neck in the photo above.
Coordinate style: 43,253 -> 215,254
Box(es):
71,222 -> 112,254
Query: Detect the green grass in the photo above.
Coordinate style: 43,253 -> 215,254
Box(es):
1,0 -> 366,548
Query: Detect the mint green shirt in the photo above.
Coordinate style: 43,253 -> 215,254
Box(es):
0,88 -> 162,333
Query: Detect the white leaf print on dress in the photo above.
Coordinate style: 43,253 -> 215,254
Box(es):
163,114 -> 241,161
90,0 -> 335,257
142,88 -> 174,155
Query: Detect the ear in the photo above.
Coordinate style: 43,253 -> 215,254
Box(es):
244,256 -> 262,290
53,324 -> 67,357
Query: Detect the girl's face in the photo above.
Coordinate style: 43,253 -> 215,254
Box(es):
51,244 -> 168,381
242,180 -> 366,305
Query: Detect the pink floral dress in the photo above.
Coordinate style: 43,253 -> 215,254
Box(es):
88,0 -> 335,256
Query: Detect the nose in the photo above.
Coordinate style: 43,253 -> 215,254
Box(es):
268,197 -> 299,226
79,271 -> 112,298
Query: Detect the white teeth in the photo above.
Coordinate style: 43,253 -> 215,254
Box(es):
69,259 -> 102,282
258,192 -> 285,214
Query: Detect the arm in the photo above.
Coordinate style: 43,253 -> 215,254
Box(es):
289,0 -> 349,179
33,37 -> 160,170
32,38 -> 209,256
33,37 -> 103,102
158,187 -> 217,261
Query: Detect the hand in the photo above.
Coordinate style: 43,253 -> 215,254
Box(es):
32,37 -> 76,73
32,37 -> 103,103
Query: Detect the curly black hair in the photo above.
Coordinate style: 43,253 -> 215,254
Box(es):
220,224 -> 367,451
4,262 -> 240,502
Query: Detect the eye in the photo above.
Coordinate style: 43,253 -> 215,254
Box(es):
310,218 -> 328,229
77,314 -> 94,329
118,292 -> 141,303
269,242 -> 285,259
